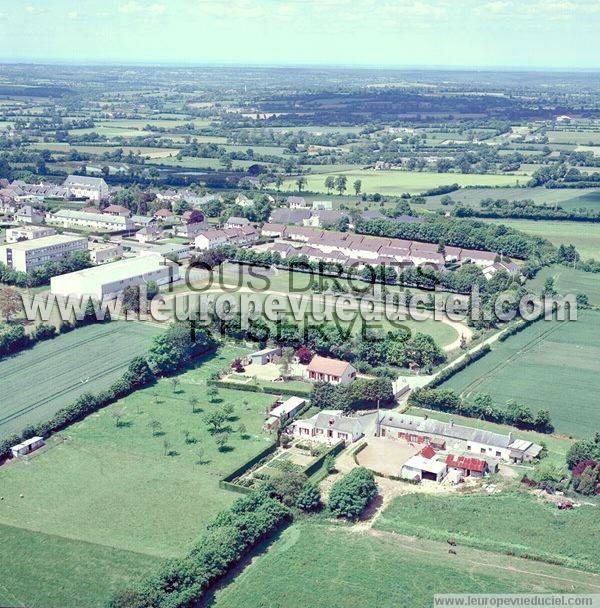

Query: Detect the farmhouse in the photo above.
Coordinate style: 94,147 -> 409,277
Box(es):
307,355 -> 357,385
47,209 -> 135,232
291,409 -> 372,444
5,225 -> 56,243
401,454 -> 448,482
378,413 -> 543,463
50,253 -> 178,300
0,234 -> 87,272
64,175 -> 109,201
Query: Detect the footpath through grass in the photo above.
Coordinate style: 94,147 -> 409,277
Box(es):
375,492 -> 600,573
208,521 -> 598,608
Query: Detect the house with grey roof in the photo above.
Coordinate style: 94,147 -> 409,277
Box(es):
291,410 -> 376,445
270,208 -> 312,225
377,412 -> 542,463
64,175 -> 109,201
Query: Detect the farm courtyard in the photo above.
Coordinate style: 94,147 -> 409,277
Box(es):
0,345 -> 276,608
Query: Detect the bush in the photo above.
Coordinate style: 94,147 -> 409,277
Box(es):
295,482 -> 321,512
109,491 -> 291,608
328,467 -> 378,520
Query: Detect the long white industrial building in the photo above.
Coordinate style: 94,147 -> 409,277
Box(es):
50,254 -> 178,300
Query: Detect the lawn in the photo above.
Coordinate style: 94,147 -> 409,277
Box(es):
480,218 -> 600,260
208,522 -> 597,608
0,321 -> 161,439
375,492 -> 600,573
0,345 -> 276,606
285,169 -> 522,196
437,311 -> 600,438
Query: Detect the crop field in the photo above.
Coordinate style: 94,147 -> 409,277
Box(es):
284,169 -> 523,196
546,130 -> 600,145
527,265 -> 600,306
0,345 -> 275,607
438,311 -> 600,438
423,187 -> 600,212
375,493 -> 600,573
208,522 -> 598,608
0,322 -> 161,439
480,218 -> 600,259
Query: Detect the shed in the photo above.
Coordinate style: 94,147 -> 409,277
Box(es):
248,346 -> 281,365
401,455 -> 447,482
11,436 -> 45,458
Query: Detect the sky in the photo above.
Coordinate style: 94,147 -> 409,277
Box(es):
0,0 -> 598,69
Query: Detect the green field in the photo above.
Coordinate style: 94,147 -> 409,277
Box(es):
0,523 -> 161,608
174,263 -> 462,348
480,218 -> 600,259
0,345 -> 275,606
528,265 -> 600,306
0,322 -> 161,439
546,130 -> 600,145
209,522 -> 598,608
284,169 -> 523,196
423,186 -> 600,212
438,311 -> 600,438
376,492 -> 600,573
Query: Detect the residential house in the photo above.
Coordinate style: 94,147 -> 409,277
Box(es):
136,224 -> 162,244
47,209 -> 135,232
235,193 -> 254,208
175,221 -> 210,239
291,410 -> 372,444
64,175 -> 109,201
225,216 -> 251,229
14,205 -> 44,225
270,208 -> 312,225
153,208 -> 176,223
103,204 -> 131,217
307,355 -> 357,385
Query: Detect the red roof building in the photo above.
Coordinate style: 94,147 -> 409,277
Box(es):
307,355 -> 356,385
446,454 -> 488,477
420,445 -> 437,459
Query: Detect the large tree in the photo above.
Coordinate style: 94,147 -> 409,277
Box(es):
0,286 -> 22,322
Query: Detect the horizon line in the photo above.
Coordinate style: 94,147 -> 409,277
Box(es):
1,59 -> 599,73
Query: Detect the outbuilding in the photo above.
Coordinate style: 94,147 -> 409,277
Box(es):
401,455 -> 447,482
11,436 -> 45,458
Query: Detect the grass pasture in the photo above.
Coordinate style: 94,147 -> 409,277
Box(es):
284,169 -> 523,196
437,311 -> 600,438
208,522 -> 598,608
480,218 -> 600,259
0,321 -> 161,439
0,523 -> 161,608
375,493 -> 600,573
527,265 -> 600,306
0,345 -> 276,606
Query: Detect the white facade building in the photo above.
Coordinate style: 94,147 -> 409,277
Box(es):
47,209 -> 135,232
63,175 -> 109,201
50,254 -> 178,300
6,225 -> 56,243
0,234 -> 87,272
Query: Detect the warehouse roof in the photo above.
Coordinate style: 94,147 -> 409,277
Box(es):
52,254 -> 168,282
